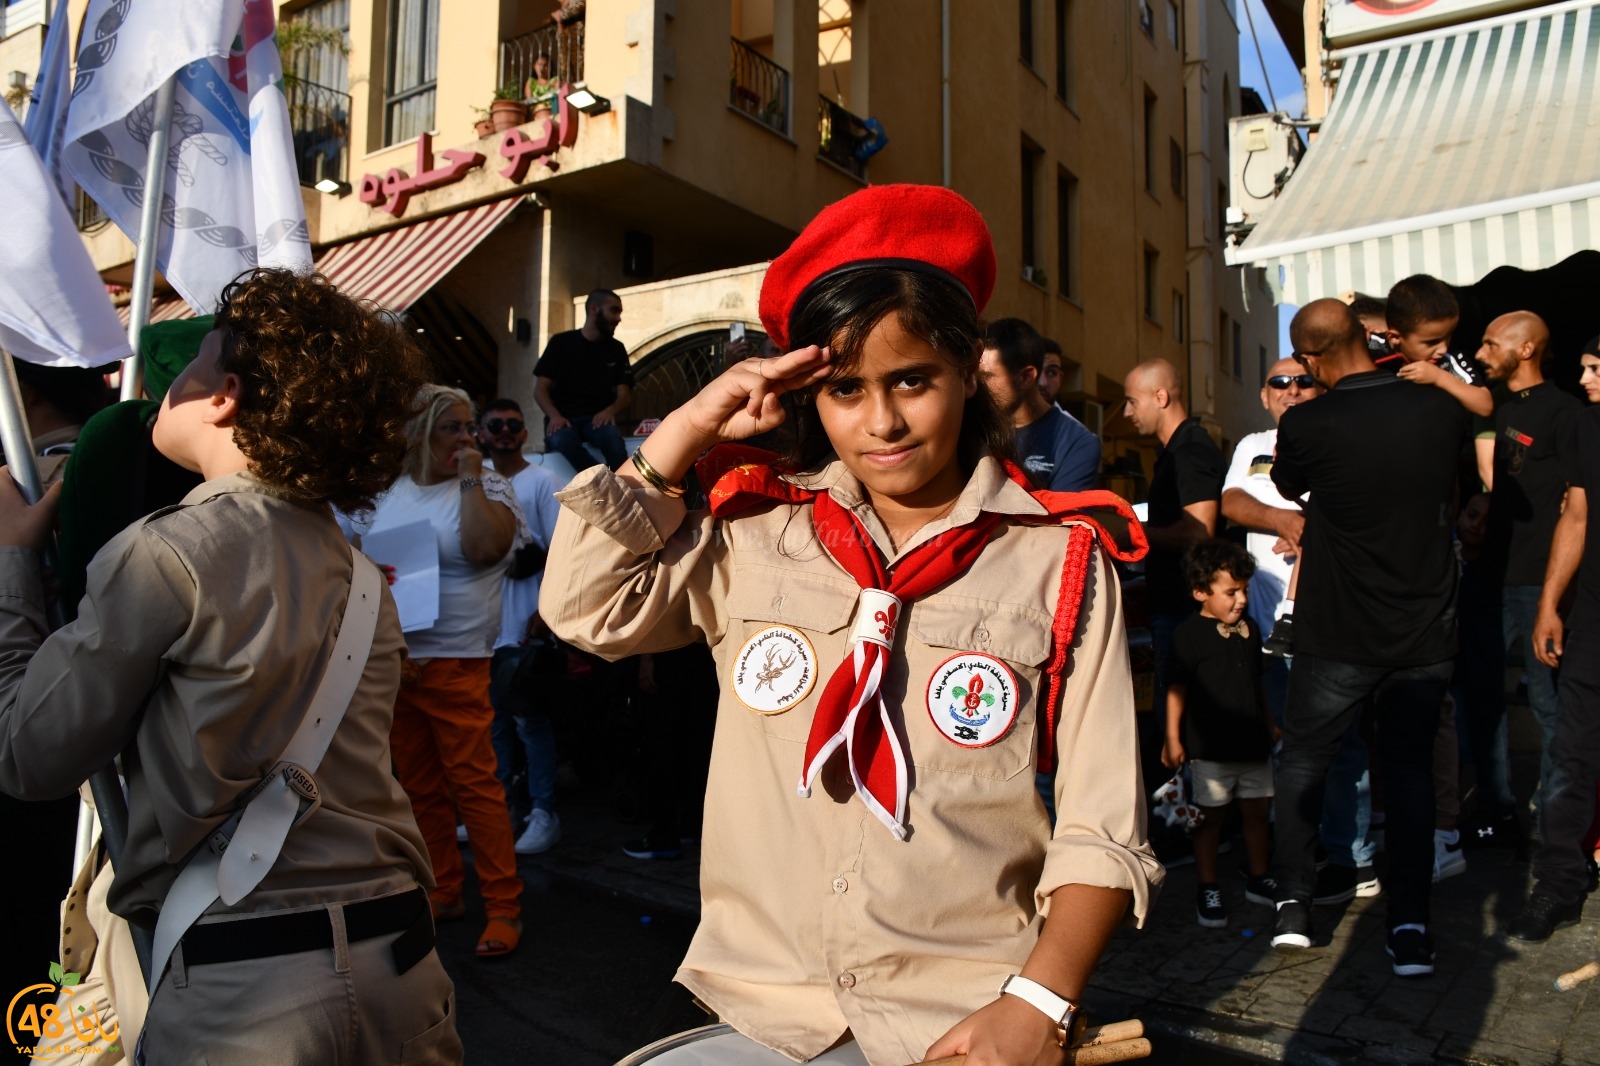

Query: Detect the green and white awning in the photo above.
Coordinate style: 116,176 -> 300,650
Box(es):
1228,0 -> 1600,304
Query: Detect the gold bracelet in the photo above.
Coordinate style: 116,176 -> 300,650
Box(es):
630,448 -> 686,499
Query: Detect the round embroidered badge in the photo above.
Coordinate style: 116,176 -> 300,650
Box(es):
731,626 -> 818,714
925,652 -> 1020,748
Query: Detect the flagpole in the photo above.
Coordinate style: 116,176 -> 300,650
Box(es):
122,76 -> 176,402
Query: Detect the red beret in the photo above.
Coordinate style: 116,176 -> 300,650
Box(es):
758,184 -> 997,350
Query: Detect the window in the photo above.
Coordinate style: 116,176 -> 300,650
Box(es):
385,0 -> 439,145
1054,0 -> 1072,104
1259,344 -> 1270,385
1020,0 -> 1034,67
1232,320 -> 1244,381
1172,290 -> 1184,341
1021,143 -> 1041,276
1143,247 -> 1160,322
1057,170 -> 1078,299
1143,88 -> 1158,194
1170,138 -> 1184,198
1166,0 -> 1179,48
286,0 -> 351,91
1138,0 -> 1154,38
1218,311 -> 1230,371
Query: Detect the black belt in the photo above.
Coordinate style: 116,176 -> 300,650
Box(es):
181,887 -> 434,975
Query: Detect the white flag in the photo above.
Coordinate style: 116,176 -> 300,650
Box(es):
22,0 -> 73,206
0,101 -> 132,369
64,0 -> 312,317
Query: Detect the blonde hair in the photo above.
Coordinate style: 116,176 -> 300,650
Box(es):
404,384 -> 475,482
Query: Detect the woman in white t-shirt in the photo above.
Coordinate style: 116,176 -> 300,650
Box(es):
362,385 -> 528,958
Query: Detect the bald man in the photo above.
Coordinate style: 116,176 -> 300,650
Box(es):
1123,358 -> 1224,818
1458,312 -> 1583,861
1267,299 -> 1471,976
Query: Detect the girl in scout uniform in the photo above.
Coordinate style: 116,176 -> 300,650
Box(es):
542,185 -> 1162,1066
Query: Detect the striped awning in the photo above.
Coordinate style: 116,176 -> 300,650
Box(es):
115,295 -> 196,327
316,195 -> 526,313
1228,0 -> 1600,304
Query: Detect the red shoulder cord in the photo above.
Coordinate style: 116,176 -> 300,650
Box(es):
697,446 -> 1149,777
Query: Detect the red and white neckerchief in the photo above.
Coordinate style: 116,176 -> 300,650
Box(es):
702,446 -> 1147,838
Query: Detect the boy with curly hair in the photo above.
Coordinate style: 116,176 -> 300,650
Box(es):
1163,539 -> 1279,929
0,269 -> 463,1064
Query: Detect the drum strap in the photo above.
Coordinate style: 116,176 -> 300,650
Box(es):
147,547 -> 382,997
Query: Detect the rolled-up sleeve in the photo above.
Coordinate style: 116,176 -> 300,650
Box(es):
541,465 -> 732,660
1036,544 -> 1165,925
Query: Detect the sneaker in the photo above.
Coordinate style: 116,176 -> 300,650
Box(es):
622,837 -> 684,861
1313,864 -> 1381,904
1507,893 -> 1584,942
513,809 -> 561,855
1196,884 -> 1228,928
1461,811 -> 1523,850
1263,614 -> 1295,659
1271,900 -> 1312,949
1386,926 -> 1436,977
1433,831 -> 1467,881
456,823 -> 468,844
1244,874 -> 1281,906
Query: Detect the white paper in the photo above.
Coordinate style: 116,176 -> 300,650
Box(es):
361,520 -> 439,633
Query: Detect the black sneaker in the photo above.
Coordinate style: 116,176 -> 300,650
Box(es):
1507,893 -> 1584,942
1313,864 -> 1381,905
1461,811 -> 1523,850
1196,884 -> 1227,928
1244,874 -> 1280,906
621,837 -> 684,861
1386,927 -> 1436,977
1263,614 -> 1294,658
1271,900 -> 1312,949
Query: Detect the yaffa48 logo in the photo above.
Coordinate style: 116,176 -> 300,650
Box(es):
6,961 -> 120,1057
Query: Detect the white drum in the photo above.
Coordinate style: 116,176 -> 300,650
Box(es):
614,1025 -> 871,1066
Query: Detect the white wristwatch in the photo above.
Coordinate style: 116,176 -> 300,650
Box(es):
999,974 -> 1080,1047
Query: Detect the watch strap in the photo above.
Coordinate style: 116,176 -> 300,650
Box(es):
999,974 -> 1079,1046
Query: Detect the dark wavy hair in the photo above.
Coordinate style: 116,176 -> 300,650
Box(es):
1182,538 -> 1257,593
213,269 -> 426,514
779,268 -> 1013,474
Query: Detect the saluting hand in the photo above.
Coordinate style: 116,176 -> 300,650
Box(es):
678,345 -> 834,445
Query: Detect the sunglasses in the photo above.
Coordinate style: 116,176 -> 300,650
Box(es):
483,418 -> 525,434
1267,375 -> 1315,390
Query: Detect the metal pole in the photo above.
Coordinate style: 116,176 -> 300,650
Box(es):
940,0 -> 951,188
122,76 -> 176,402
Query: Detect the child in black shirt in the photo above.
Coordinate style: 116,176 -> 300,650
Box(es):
1163,540 -> 1280,928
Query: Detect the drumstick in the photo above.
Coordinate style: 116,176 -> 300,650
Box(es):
1555,961 -> 1600,992
913,1034 -> 1152,1066
1079,1020 -> 1144,1046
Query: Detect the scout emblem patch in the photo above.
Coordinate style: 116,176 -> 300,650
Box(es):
731,626 -> 817,714
926,652 -> 1019,747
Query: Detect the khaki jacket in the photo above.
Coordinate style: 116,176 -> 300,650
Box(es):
543,457 -> 1162,1066
0,473 -> 431,924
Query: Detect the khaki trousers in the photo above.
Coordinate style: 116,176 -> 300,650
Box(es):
137,898 -> 461,1066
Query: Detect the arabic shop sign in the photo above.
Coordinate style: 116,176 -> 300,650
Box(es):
358,91 -> 580,217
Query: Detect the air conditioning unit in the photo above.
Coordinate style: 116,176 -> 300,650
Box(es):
1227,114 -> 1304,238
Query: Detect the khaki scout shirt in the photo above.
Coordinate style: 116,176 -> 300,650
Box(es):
0,473 -> 431,924
544,456 -> 1163,1066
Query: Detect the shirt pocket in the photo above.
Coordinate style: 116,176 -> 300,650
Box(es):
905,594 -> 1052,781
724,566 -> 857,743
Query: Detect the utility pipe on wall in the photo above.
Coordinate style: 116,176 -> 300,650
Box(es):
941,0 -> 951,187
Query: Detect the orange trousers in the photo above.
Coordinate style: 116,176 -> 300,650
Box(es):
390,657 -> 522,920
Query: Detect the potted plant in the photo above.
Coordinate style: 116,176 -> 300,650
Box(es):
490,83 -> 528,132
471,105 -> 494,138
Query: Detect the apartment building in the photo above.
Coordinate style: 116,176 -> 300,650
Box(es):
16,1 -> 1278,469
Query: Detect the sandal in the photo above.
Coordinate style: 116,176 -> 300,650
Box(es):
476,916 -> 522,959
432,898 -> 466,923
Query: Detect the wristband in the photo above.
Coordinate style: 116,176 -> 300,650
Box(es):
459,477 -> 483,492
999,974 -> 1080,1047
630,448 -> 686,499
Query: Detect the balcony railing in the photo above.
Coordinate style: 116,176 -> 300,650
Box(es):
817,96 -> 870,180
75,187 -> 109,233
730,38 -> 790,136
500,22 -> 585,101
286,78 -> 352,189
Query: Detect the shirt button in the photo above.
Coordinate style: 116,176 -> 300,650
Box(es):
838,972 -> 856,989
832,877 -> 848,894
974,626 -> 991,643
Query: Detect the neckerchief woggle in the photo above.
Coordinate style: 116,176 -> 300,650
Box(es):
699,445 -> 1148,839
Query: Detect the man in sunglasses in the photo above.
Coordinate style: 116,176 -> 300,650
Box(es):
478,400 -> 568,856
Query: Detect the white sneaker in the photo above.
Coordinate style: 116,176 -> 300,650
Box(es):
514,809 -> 561,855
1433,830 -> 1466,881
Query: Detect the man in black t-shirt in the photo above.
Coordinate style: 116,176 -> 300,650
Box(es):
1511,404 -> 1600,941
1266,300 -> 1470,977
533,289 -> 634,472
1459,313 -> 1582,845
1122,358 -> 1224,806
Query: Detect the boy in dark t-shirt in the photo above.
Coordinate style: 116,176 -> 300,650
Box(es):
1163,540 -> 1279,929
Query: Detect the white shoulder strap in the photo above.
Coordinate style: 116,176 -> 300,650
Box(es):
148,548 -> 383,995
